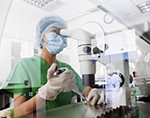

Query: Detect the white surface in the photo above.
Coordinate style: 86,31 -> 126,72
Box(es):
3,11 -> 20,38
51,0 -> 96,21
0,0 -> 12,46
143,52 -> 150,63
105,29 -> 136,55
0,37 -> 12,82
89,0 -> 150,27
20,42 -> 34,58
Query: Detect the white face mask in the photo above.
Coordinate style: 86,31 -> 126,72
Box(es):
45,32 -> 67,54
106,69 -> 111,74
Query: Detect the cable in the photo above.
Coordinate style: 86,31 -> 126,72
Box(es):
80,21 -> 107,36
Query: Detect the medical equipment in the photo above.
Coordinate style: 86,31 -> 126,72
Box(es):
54,66 -> 103,105
55,28 -> 99,87
53,68 -> 66,76
54,67 -> 88,103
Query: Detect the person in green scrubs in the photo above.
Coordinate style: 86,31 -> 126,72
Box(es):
3,15 -> 103,117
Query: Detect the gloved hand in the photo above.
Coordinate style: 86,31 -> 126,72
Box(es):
87,88 -> 104,105
38,63 -> 76,100
0,107 -> 13,118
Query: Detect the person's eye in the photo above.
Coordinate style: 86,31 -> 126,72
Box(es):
52,29 -> 56,32
51,29 -> 58,34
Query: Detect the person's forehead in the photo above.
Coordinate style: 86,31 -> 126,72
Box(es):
52,24 -> 64,28
46,24 -> 64,32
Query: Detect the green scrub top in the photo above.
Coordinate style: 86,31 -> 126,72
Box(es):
2,56 -> 86,110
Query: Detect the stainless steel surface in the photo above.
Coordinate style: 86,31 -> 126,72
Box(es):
15,101 -> 150,118
18,102 -> 112,118
136,101 -> 150,117
16,102 -> 150,118
133,77 -> 150,98
131,92 -> 150,117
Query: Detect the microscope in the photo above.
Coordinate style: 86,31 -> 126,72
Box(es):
55,28 -> 102,87
54,28 -> 141,118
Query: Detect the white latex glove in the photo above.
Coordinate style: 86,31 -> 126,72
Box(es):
38,63 -> 76,100
0,107 -> 13,118
87,88 -> 104,105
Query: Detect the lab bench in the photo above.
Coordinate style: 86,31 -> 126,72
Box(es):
1,86 -> 150,118
16,101 -> 150,118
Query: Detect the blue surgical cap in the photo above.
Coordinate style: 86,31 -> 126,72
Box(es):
34,15 -> 68,49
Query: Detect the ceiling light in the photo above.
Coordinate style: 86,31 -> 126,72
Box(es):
23,0 -> 58,8
137,1 -> 150,13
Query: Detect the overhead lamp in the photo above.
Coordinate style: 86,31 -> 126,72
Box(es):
137,1 -> 150,13
23,0 -> 58,8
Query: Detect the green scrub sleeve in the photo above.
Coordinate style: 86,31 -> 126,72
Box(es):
2,59 -> 31,98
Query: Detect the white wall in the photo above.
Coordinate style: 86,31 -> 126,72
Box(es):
0,0 -> 12,46
0,1 -> 12,82
0,0 -> 50,82
0,37 -> 12,82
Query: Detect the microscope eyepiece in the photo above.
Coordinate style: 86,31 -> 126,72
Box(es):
54,28 -> 61,35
